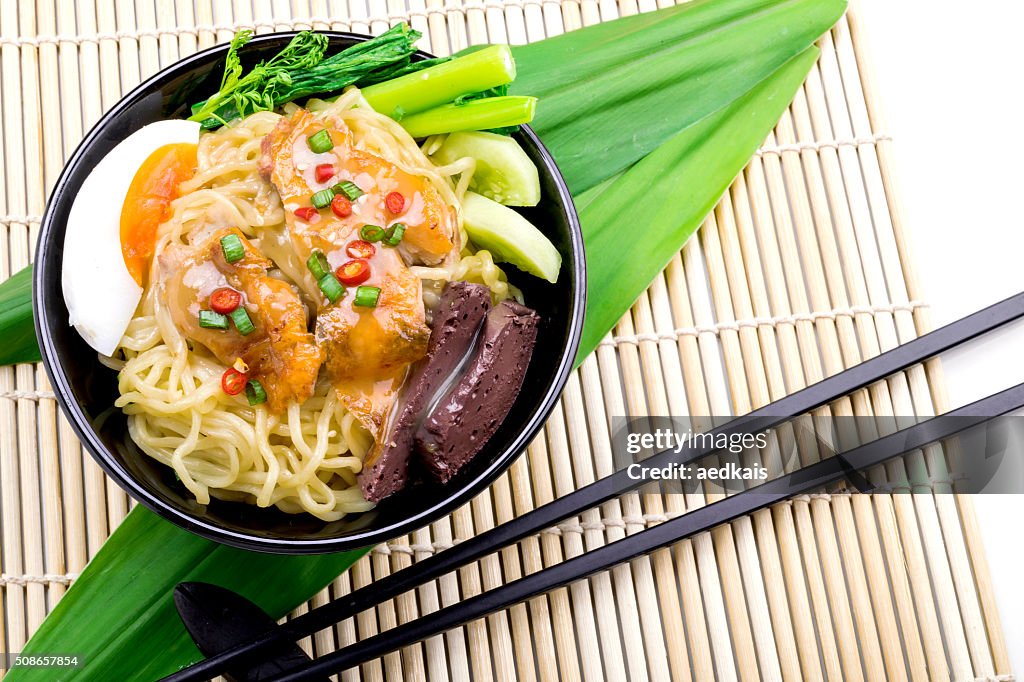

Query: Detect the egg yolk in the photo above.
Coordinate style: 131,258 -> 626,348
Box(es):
120,142 -> 197,286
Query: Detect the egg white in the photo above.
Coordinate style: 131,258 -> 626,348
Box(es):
62,120 -> 200,356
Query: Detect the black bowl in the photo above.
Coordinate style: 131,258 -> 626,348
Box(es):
34,32 -> 585,554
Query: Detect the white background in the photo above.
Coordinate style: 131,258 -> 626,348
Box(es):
857,0 -> 1024,667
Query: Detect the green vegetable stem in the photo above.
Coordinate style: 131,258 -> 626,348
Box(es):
361,44 -> 517,120
399,96 -> 537,138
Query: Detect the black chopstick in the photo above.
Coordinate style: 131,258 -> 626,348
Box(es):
161,290 -> 1024,682
269,381 -> 1024,680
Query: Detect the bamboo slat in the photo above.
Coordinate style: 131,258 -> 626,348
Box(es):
0,1 -> 1012,680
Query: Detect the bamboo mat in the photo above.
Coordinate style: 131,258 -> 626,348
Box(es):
0,1 -> 1014,680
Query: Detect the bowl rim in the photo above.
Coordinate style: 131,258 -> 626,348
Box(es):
33,30 -> 586,554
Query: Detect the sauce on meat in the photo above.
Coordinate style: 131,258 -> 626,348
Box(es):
161,227 -> 323,413
262,108 -> 454,436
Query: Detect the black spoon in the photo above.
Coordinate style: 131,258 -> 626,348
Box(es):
173,582 -> 329,682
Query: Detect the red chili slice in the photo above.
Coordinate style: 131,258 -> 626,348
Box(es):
315,163 -> 335,183
331,194 -> 352,218
345,240 -> 376,259
221,367 -> 248,396
294,206 -> 319,222
385,191 -> 405,214
336,259 -> 371,286
209,287 -> 242,314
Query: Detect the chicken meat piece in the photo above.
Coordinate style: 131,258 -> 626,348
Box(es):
262,107 -> 450,436
161,227 -> 323,413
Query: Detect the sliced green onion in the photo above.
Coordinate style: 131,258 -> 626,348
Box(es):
306,250 -> 330,279
245,379 -> 267,406
383,223 -> 406,247
333,181 -> 364,201
311,189 -> 335,209
307,129 -> 333,154
318,273 -> 346,303
354,285 -> 381,308
360,225 -> 385,242
198,310 -> 229,329
220,233 -> 245,263
229,307 -> 255,335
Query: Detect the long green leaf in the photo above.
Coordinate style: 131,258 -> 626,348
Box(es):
576,46 -> 820,359
10,508 -> 367,680
0,265 -> 40,365
510,0 -> 844,194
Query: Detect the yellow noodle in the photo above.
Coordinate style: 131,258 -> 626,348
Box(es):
117,92 -> 512,521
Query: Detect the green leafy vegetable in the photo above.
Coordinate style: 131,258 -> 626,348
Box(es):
354,55 -> 453,86
274,24 -> 429,103
188,25 -> 516,133
189,30 -> 328,127
189,24 -> 425,128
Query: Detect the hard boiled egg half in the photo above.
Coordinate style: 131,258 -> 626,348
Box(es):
62,120 -> 200,356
